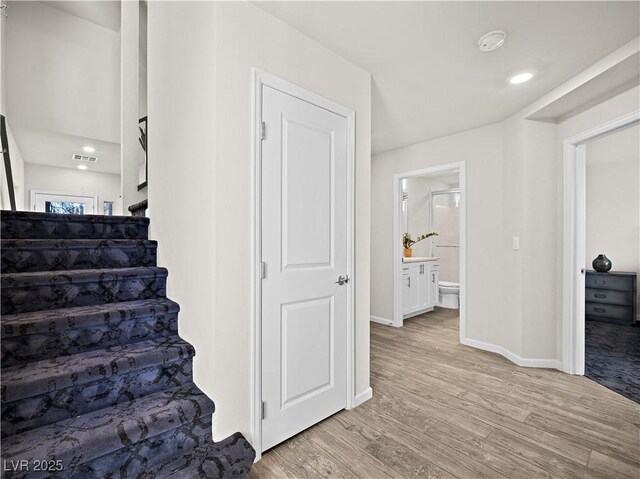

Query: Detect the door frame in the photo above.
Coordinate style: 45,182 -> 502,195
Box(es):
30,189 -> 99,214
392,162 -> 466,338
252,69 -> 356,460
561,110 -> 639,375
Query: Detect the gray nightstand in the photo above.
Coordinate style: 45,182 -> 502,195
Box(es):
586,270 -> 638,325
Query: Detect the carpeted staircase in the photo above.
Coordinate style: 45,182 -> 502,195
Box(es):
0,211 -> 255,478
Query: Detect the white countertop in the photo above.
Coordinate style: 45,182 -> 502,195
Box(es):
402,257 -> 439,263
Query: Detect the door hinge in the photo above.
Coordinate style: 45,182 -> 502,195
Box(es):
260,121 -> 266,141
261,261 -> 266,279
261,401 -> 266,420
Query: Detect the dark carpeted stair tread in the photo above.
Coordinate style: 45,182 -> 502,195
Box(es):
1,239 -> 157,247
1,210 -> 149,240
1,383 -> 215,479
1,266 -> 168,286
1,298 -> 180,367
143,432 -> 256,479
1,266 -> 168,314
1,239 -> 158,273
1,298 -> 179,338
60,417 -> 215,479
2,336 -> 194,403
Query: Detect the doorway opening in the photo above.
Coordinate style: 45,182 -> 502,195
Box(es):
562,110 -> 639,380
392,163 -> 466,342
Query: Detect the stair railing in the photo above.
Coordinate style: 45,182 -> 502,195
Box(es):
1,114 -> 17,211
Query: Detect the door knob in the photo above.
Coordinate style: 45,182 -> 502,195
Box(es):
335,275 -> 350,285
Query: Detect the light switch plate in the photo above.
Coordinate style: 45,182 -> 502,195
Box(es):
513,236 -> 520,250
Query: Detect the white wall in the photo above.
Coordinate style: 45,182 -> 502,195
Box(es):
585,124 -> 639,307
6,1 -> 120,142
24,163 -> 122,215
371,123 -> 504,348
121,0 -> 146,209
147,1 -> 371,445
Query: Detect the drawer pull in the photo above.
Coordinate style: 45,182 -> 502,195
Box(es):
594,294 -> 606,299
594,308 -> 606,313
595,280 -> 606,285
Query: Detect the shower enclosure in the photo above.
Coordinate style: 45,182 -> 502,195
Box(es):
430,189 -> 460,283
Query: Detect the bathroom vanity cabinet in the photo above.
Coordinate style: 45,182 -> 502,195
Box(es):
402,258 -> 439,318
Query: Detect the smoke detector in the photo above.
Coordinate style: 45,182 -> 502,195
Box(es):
477,30 -> 507,52
72,153 -> 98,163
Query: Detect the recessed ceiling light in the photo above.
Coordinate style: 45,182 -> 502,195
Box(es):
82,146 -> 95,153
77,164 -> 88,170
477,30 -> 507,52
509,72 -> 534,84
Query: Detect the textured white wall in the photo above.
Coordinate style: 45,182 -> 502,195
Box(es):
6,1 -> 120,142
148,1 -> 371,444
585,124 -> 639,307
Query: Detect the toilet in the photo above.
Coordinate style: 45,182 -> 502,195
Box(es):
438,281 -> 460,309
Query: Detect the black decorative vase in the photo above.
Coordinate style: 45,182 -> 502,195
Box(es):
592,254 -> 612,272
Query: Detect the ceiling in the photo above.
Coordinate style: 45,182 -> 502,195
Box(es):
13,127 -> 121,175
255,2 -> 640,154
46,1 -> 121,32
528,53 -> 640,123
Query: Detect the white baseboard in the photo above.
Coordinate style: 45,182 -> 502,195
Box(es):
461,337 -> 561,369
352,387 -> 373,408
370,315 -> 393,326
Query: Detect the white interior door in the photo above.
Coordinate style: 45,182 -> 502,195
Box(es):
32,191 -> 97,214
261,84 -> 349,451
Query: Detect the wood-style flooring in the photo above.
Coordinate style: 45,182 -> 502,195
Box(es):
250,308 -> 640,479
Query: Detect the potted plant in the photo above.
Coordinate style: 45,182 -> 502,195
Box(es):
403,232 -> 438,257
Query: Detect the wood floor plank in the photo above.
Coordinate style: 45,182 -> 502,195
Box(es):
485,427 -> 620,479
588,450 -> 640,479
355,404 -> 511,479
425,420 -> 559,479
254,308 -> 640,478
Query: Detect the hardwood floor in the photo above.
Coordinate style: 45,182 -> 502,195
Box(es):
250,308 -> 640,479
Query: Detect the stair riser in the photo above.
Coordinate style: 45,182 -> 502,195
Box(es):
1,359 -> 193,438
61,416 -> 213,479
1,273 -> 167,315
1,218 -> 149,240
2,313 -> 178,367
1,244 -> 157,273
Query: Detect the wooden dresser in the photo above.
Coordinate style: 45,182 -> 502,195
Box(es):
585,270 -> 638,325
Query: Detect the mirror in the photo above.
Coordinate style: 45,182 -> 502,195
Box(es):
402,172 -> 459,258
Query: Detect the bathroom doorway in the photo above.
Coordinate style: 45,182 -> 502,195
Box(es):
392,162 -> 466,342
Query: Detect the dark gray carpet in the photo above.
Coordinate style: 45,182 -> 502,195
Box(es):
585,319 -> 640,403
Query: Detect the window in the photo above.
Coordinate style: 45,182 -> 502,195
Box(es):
45,201 -> 85,215
104,201 -> 114,216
